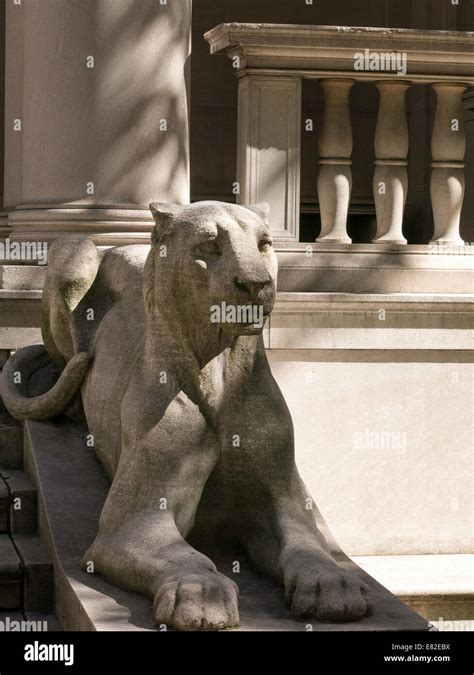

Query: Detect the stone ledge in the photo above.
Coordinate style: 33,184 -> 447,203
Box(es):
276,243 -> 474,255
276,248 -> 474,294
2,288 -> 471,308
267,293 -> 474,350
0,329 -> 42,352
0,266 -> 46,291
7,207 -> 155,246
0,289 -> 43,300
0,289 -> 43,350
354,555 -> 474,624
275,292 -> 474,310
1,288 -> 472,352
2,241 -> 473,295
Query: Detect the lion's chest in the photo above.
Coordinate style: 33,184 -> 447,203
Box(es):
198,347 -> 253,413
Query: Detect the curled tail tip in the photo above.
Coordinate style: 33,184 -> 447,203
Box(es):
1,349 -> 92,422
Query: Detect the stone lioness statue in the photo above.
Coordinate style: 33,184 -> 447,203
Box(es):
1,201 -> 370,630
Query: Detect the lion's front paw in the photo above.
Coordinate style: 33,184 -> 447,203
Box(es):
154,572 -> 240,631
285,567 -> 371,623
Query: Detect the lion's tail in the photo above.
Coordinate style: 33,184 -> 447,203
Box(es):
0,345 -> 91,421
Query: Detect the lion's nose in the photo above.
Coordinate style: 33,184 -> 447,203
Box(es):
234,277 -> 270,299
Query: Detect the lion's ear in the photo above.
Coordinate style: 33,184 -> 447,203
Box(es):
149,202 -> 181,223
246,202 -> 270,224
149,203 -> 181,246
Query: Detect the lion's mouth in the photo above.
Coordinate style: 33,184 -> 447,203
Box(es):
209,301 -> 272,329
240,309 -> 271,326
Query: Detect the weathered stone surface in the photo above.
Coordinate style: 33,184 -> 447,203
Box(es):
1,202 -> 429,630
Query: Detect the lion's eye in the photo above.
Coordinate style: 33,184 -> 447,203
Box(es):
259,239 -> 273,253
195,239 -> 221,256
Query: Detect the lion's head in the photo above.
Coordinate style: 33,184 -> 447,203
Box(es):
147,201 -> 277,337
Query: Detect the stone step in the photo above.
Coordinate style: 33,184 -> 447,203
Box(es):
0,409 -> 56,617
14,535 -> 54,612
353,554 -> 474,629
0,478 -> 8,532
0,611 -> 63,632
0,534 -> 54,612
0,265 -> 46,291
24,611 -> 63,632
0,534 -> 21,609
0,469 -> 37,533
0,290 -> 42,351
0,420 -> 23,470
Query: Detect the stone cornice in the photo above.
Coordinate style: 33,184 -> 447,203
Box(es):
205,23 -> 474,84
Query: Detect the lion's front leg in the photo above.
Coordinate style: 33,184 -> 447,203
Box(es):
84,513 -> 239,631
225,365 -> 371,624
275,478 -> 371,622
83,394 -> 239,631
240,470 -> 371,623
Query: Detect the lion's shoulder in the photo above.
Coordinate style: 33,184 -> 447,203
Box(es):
97,245 -> 150,300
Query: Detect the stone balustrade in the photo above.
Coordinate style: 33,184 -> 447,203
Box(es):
205,24 -> 474,246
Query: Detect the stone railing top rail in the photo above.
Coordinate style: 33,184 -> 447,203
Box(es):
205,23 -> 474,84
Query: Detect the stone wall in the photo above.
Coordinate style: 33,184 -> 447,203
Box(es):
270,351 -> 472,556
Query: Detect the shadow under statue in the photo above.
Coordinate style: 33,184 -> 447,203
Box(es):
0,201 -> 427,631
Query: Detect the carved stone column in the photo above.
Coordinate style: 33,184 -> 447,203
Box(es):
430,83 -> 467,245
316,79 -> 354,244
373,81 -> 409,244
5,0 -> 191,245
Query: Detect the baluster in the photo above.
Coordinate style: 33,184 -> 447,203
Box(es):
373,81 -> 409,244
316,79 -> 354,243
430,83 -> 467,244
